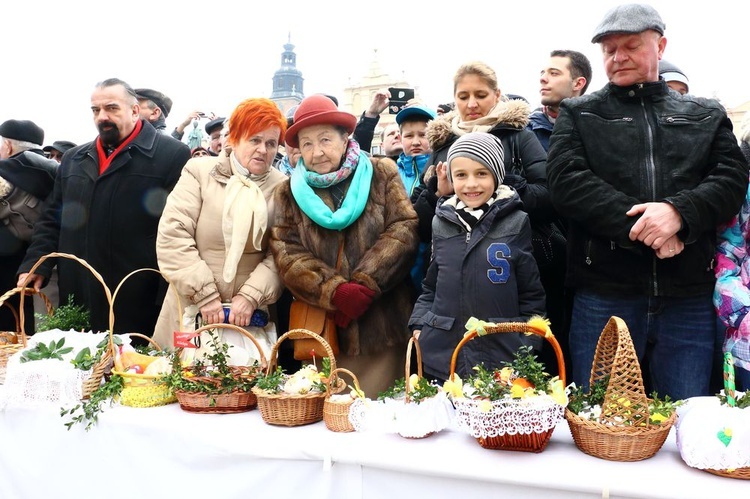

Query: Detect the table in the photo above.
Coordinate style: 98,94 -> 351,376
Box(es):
0,399 -> 744,499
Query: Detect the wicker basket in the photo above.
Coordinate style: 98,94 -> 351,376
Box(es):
0,287 -> 53,383
253,328 -> 341,427
17,252 -> 112,399
565,316 -> 675,462
173,323 -> 267,414
451,319 -> 567,452
323,368 -> 361,432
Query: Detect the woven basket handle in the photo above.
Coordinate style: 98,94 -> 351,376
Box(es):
269,328 -> 337,377
591,316 -> 649,425
404,335 -> 424,403
190,322 -> 269,370
325,367 -> 360,400
448,319 -> 566,385
0,287 -> 53,335
19,252 -> 112,347
110,268 -> 182,356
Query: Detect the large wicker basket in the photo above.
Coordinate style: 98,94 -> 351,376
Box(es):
323,368 -> 361,432
0,287 -> 53,383
17,252 -> 112,399
173,323 -> 267,414
565,316 -> 675,462
451,319 -> 567,453
253,328 -> 341,427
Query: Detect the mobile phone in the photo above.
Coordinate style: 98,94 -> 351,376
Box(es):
388,87 -> 415,114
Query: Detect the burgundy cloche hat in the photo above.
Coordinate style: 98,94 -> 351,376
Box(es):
285,94 -> 356,148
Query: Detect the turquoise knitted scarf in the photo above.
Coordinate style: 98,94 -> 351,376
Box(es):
290,151 -> 373,230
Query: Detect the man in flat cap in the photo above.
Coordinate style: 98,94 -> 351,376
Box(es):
204,117 -> 226,156
136,88 -> 173,134
18,78 -> 190,339
0,119 -> 57,333
547,4 -> 748,399
42,140 -> 77,163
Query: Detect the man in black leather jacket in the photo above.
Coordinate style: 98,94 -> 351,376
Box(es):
547,4 -> 749,400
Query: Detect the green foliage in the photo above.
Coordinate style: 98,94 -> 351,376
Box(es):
20,338 -> 73,363
60,375 -> 124,431
502,345 -> 548,391
567,376 -> 609,415
36,295 -> 91,332
407,377 -> 439,404
718,391 -> 750,409
161,330 -> 259,397
253,366 -> 286,393
463,346 -> 553,401
377,377 -> 406,401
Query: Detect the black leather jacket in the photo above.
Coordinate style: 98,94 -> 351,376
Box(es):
548,81 -> 748,297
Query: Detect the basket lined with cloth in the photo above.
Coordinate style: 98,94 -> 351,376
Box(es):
676,353 -> 750,479
252,328 -> 343,427
565,316 -> 676,462
0,287 -> 53,383
13,252 -> 112,400
449,317 -> 567,453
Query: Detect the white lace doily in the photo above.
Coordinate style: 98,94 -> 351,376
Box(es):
347,393 -> 455,437
676,395 -> 750,470
0,330 -> 108,409
453,395 -> 564,439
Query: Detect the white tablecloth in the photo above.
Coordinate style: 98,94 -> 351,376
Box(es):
0,396 -> 744,499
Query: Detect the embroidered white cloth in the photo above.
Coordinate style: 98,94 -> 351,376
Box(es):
453,395 -> 564,439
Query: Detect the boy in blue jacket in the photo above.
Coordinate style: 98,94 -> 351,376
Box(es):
409,132 -> 546,382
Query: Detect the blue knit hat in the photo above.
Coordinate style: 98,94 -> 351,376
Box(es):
447,132 -> 505,188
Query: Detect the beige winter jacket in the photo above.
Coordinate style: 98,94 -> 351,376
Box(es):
152,154 -> 287,348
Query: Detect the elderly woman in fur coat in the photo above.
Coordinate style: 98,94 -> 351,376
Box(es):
270,94 -> 418,396
153,98 -> 288,364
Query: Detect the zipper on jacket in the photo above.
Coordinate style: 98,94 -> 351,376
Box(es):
640,98 -> 660,296
585,239 -> 592,265
466,232 -> 471,243
664,116 -> 711,125
580,111 -> 634,123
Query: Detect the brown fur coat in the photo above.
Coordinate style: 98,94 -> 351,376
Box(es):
270,157 -> 418,356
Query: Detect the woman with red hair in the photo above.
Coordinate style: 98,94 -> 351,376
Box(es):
153,98 -> 287,363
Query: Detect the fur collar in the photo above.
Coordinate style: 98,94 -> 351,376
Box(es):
426,99 -> 531,151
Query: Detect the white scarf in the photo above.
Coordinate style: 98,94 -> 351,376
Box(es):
452,101 -> 508,136
222,153 -> 267,283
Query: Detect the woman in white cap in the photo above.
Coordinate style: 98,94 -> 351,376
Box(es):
409,132 -> 546,382
270,94 -> 418,396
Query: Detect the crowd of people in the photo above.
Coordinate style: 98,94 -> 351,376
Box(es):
1,3 -> 749,399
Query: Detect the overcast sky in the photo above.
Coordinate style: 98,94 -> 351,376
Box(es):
4,0 -> 748,146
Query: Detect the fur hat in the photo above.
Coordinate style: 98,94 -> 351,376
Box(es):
447,132 -> 505,188
285,94 -> 356,148
659,60 -> 689,92
135,88 -> 173,118
591,4 -> 665,43
0,119 -> 44,146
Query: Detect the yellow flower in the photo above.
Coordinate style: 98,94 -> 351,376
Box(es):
478,399 -> 493,412
510,384 -> 526,399
349,384 -> 365,400
443,374 -> 464,399
617,397 -> 631,407
499,367 -> 513,384
408,374 -> 420,392
183,371 -> 195,378
548,377 -> 568,406
649,412 -> 667,424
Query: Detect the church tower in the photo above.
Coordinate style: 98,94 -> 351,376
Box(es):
270,35 -> 305,116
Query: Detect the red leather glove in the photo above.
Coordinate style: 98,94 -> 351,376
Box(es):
333,310 -> 352,328
331,282 -> 375,320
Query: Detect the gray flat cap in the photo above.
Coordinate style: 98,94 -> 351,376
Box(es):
591,3 -> 665,43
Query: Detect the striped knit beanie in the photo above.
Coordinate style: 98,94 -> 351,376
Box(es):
447,132 -> 505,188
